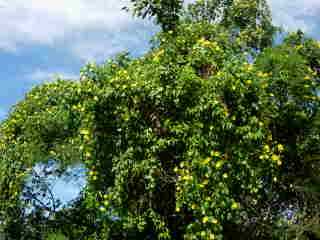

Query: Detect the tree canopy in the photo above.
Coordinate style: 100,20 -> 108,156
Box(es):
1,0 -> 320,239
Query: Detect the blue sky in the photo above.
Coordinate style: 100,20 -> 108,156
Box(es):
0,0 -> 320,121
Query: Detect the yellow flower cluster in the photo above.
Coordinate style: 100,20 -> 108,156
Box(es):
102,193 -> 110,207
277,144 -> 284,152
72,103 -> 85,112
211,150 -> 221,157
197,38 -> 221,51
244,63 -> 253,72
215,160 -> 224,169
202,216 -> 219,225
259,144 -> 283,166
271,154 -> 282,166
257,71 -> 269,78
152,49 -> 165,63
202,157 -> 211,165
89,169 -> 98,181
118,69 -> 130,80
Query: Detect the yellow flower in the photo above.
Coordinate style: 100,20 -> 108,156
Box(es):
257,71 -> 264,77
277,144 -> 284,152
202,216 -> 209,223
215,161 -> 223,169
202,179 -> 209,185
202,157 -> 211,165
211,218 -> 218,224
209,233 -> 215,239
211,151 -> 221,157
263,145 -> 270,152
271,154 -> 280,162
176,207 -> 180,212
244,63 -> 253,72
183,175 -> 192,181
80,129 -> 90,135
197,37 -> 206,44
49,150 -> 56,155
223,173 -> 228,179
99,206 -> 106,212
231,202 -> 239,210
245,80 -> 252,85
191,203 -> 197,210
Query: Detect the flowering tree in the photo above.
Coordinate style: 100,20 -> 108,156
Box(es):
0,0 -> 320,239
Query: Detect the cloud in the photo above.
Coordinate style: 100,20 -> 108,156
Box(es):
268,0 -> 320,36
0,0 -> 132,46
26,69 -> 78,82
0,0 -> 156,60
69,22 -> 156,61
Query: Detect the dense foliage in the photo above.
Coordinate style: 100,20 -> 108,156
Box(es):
0,0 -> 320,239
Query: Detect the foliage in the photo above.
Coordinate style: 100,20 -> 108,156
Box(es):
46,232 -> 68,240
0,0 -> 320,239
185,0 -> 277,50
126,0 -> 183,31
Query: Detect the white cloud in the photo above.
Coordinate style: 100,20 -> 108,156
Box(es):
26,69 -> 78,82
0,0 -> 132,46
69,22 -> 156,61
268,0 -> 320,35
0,0 -> 155,60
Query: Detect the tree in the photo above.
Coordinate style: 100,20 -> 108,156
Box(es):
1,0 -> 320,239
186,0 -> 277,50
126,0 -> 183,32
